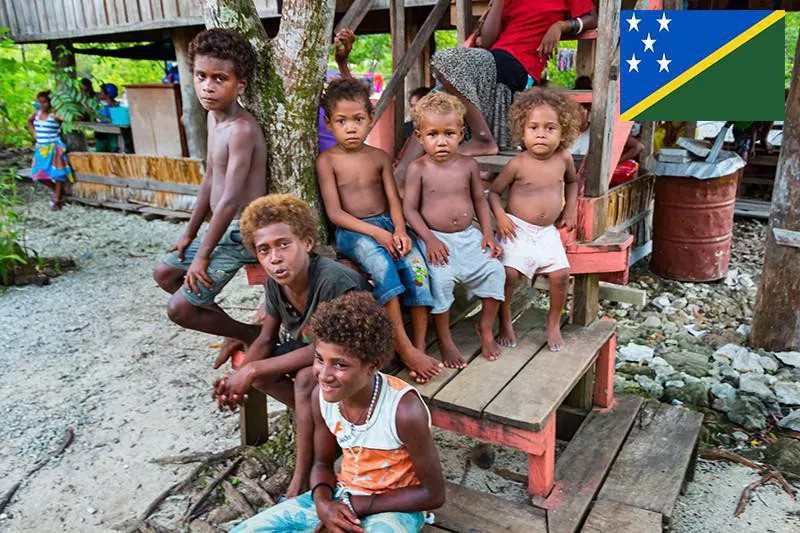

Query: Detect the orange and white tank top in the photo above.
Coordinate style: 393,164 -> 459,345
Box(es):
319,372 -> 431,495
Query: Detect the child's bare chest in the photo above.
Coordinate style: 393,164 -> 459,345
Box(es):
423,172 -> 470,197
515,159 -> 566,190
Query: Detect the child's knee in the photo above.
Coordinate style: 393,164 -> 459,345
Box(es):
153,263 -> 180,291
294,367 -> 317,397
549,269 -> 570,288
166,293 -> 195,325
504,267 -> 521,285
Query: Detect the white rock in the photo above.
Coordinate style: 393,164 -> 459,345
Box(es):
651,295 -> 671,310
665,380 -> 685,388
643,316 -> 662,328
87,507 -> 97,515
618,343 -> 655,363
736,324 -> 752,336
739,374 -> 775,401
778,409 -> 800,431
739,273 -> 755,288
684,324 -> 707,337
662,306 -> 679,315
775,351 -> 800,368
712,382 -> 737,400
713,343 -> 749,363
732,352 -> 764,374
759,355 -> 779,373
650,356 -> 669,367
635,375 -> 664,398
775,381 -> 800,405
732,431 -> 749,441
672,297 -> 688,309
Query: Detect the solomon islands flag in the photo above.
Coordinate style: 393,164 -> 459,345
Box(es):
620,10 -> 785,121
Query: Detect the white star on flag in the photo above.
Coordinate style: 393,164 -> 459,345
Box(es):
626,53 -> 641,72
626,13 -> 641,32
657,53 -> 671,72
657,12 -> 672,31
642,33 -> 656,52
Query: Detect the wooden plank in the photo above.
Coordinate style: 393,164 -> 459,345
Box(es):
372,0 -> 450,125
484,319 -> 615,432
564,366 -> 594,410
139,206 -> 192,219
390,0 -> 406,156
433,481 -> 547,533
572,274 -> 599,326
140,0 -> 154,21
334,0 -> 375,33
74,121 -> 128,134
581,500 -> 662,533
544,395 -> 644,533
431,307 -> 548,416
127,0 -> 141,22
597,401 -> 704,523
455,0 -> 472,43
734,199 -> 771,220
240,390 -> 269,446
73,172 -> 201,195
773,227 -> 800,249
93,0 -> 108,26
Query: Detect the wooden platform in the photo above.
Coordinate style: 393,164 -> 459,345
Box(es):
425,397 -> 703,533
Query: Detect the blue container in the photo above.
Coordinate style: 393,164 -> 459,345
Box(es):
109,106 -> 130,126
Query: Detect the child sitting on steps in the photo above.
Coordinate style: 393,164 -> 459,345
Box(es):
489,87 -> 580,351
317,77 -> 443,384
403,92 -> 506,368
231,291 -> 445,532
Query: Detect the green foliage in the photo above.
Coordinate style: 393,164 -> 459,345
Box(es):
786,12 -> 799,89
0,170 -> 27,285
546,41 -> 577,89
50,46 -> 100,133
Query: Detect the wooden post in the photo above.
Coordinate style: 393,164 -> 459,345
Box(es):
455,0 -> 473,44
49,40 -> 88,152
573,0 -> 620,326
575,39 -> 595,79
390,0 -> 406,156
750,34 -> 800,351
172,28 -> 208,161
240,390 -> 269,445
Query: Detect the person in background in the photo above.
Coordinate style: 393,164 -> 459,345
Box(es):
401,87 -> 432,146
28,90 -> 74,210
95,83 -> 120,153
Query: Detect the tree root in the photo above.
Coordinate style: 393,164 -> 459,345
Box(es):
151,446 -> 241,466
183,457 -> 244,522
735,469 -> 797,517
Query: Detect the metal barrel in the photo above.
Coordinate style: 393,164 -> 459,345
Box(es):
650,171 -> 740,282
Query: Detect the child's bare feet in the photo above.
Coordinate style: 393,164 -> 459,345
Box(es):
402,344 -> 444,383
285,474 -> 309,499
214,337 -> 244,369
546,315 -> 565,352
439,339 -> 467,369
475,321 -> 502,361
496,317 -> 517,348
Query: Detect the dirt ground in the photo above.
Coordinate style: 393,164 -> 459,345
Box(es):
1,185 -> 798,532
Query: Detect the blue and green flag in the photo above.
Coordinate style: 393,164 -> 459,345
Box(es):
620,10 -> 785,121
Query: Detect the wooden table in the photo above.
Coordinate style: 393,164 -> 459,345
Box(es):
74,121 -> 131,153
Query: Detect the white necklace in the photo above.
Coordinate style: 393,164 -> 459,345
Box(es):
338,374 -> 381,433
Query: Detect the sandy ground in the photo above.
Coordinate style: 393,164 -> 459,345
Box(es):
1,186 -> 798,532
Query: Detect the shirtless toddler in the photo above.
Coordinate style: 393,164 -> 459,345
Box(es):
489,87 -> 581,351
404,93 -> 505,367
317,78 -> 443,383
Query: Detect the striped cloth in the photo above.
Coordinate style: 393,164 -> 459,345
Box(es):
33,112 -> 61,145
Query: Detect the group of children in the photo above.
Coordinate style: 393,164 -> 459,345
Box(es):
152,28 -> 582,532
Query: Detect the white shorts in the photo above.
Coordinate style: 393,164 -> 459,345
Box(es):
497,214 -> 570,280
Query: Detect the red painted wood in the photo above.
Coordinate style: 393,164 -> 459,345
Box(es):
576,197 -> 599,242
245,264 -> 267,286
430,407 -> 548,455
600,270 -> 630,285
566,248 -> 632,275
593,326 -> 617,409
528,415 -> 556,497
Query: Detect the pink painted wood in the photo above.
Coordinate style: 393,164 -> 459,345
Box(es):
528,415 -> 556,497
430,407 -> 549,455
593,327 -> 617,409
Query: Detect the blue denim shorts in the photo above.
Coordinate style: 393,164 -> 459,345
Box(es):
335,213 -> 434,308
161,220 -> 257,306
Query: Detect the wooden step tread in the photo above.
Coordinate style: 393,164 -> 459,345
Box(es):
543,395 -> 644,533
581,500 -> 662,533
429,481 -> 547,533
597,401 -> 704,524
483,319 -> 616,432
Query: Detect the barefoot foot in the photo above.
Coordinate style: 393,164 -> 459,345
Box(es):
496,318 -> 517,348
546,316 -> 565,352
402,346 -> 444,383
439,342 -> 467,369
214,337 -> 245,369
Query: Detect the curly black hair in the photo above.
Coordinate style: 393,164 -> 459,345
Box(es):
309,291 -> 394,366
36,90 -> 51,101
240,194 -> 318,254
508,87 -> 582,151
188,29 -> 257,82
321,77 -> 373,119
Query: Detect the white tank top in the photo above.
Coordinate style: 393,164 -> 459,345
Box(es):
319,372 -> 431,495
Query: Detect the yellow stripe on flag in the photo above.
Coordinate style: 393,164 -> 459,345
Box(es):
620,10 -> 785,121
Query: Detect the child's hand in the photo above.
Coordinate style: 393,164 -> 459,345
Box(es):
334,29 -> 356,64
374,229 -> 400,260
169,234 -> 194,262
393,231 -> 412,257
537,22 -> 562,59
425,237 -> 450,266
482,234 -> 503,259
315,500 -> 365,533
213,368 -> 252,410
555,209 -> 577,231
184,257 -> 212,295
495,213 -> 517,242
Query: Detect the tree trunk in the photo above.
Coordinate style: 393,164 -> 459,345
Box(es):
750,35 -> 800,351
202,0 -> 335,233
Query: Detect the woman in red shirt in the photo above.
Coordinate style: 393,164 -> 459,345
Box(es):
396,0 -> 596,188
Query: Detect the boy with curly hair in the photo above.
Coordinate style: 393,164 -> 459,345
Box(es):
403,92 -> 506,368
153,29 -> 268,362
213,194 -> 372,498
317,78 -> 443,384
489,87 -> 581,351
232,291 -> 445,532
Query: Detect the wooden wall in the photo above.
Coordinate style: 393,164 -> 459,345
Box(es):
0,0 -> 277,42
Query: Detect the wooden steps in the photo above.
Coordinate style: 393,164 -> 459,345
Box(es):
582,501 -> 662,533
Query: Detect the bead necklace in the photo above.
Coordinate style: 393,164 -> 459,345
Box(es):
339,374 -> 381,432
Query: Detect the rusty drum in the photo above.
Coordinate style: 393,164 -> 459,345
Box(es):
650,172 -> 739,282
